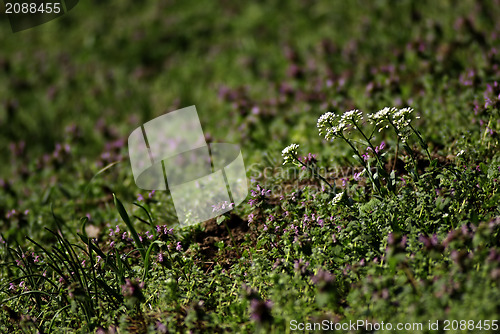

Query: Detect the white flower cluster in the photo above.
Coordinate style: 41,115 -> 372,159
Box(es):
392,107 -> 415,130
367,107 -> 395,128
317,112 -> 343,140
368,106 -> 417,142
282,143 -> 299,165
331,191 -> 344,206
341,109 -> 363,123
212,201 -> 234,213
317,109 -> 362,140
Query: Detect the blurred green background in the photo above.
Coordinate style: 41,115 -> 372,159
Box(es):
2,0 -> 496,169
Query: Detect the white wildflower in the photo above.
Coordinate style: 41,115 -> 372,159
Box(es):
331,192 -> 344,206
340,109 -> 363,124
212,201 -> 234,213
392,107 -> 413,132
282,143 -> 299,165
367,107 -> 396,129
368,106 -> 415,140
317,112 -> 337,132
317,112 -> 348,140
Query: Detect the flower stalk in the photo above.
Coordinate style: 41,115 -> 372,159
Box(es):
282,144 -> 336,192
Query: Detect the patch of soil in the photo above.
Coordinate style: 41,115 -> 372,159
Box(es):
192,213 -> 259,270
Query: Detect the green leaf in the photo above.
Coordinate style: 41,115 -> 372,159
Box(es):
113,194 -> 146,261
216,215 -> 227,225
133,202 -> 157,238
352,154 -> 363,164
77,233 -> 106,261
390,169 -> 396,187
143,240 -> 163,281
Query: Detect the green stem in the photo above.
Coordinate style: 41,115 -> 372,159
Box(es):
387,119 -> 420,181
224,220 -> 236,248
294,156 -> 335,192
164,244 -> 189,283
409,123 -> 432,162
353,120 -> 385,170
355,120 -> 399,195
341,136 -> 382,194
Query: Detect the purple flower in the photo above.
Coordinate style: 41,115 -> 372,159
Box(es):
381,288 -> 390,300
311,269 -> 335,292
353,171 -> 364,181
248,199 -> 258,206
176,242 -> 182,251
6,209 -> 16,219
375,141 -> 386,153
121,278 -> 145,301
400,177 -> 407,186
341,178 -> 347,187
272,258 -> 283,270
312,268 -> 334,284
156,321 -> 167,334
248,184 -> 271,207
388,232 -> 395,245
400,235 -> 408,248
298,153 -> 318,167
249,299 -> 273,324
294,259 -> 310,274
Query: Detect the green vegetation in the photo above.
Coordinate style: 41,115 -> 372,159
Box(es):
1,0 -> 499,333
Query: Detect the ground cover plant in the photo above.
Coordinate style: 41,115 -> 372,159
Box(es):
1,0 -> 500,333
